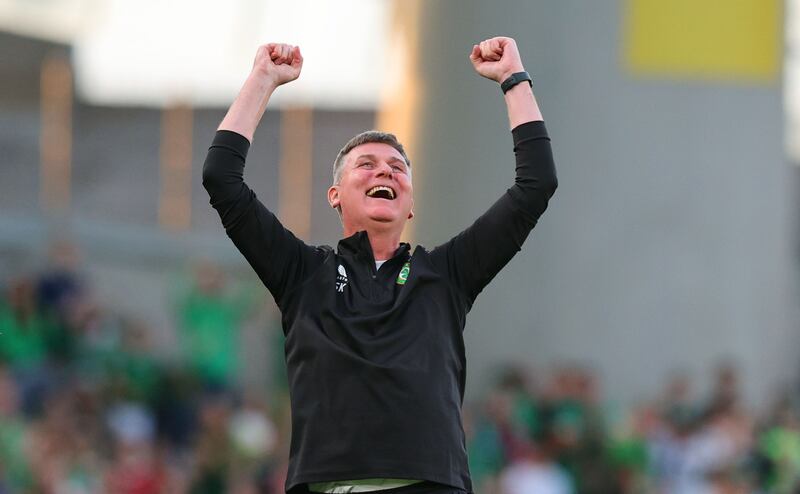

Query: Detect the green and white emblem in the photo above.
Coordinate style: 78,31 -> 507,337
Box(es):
396,261 -> 411,285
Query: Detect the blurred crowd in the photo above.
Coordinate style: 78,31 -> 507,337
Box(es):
2,243 -> 800,494
0,242 -> 285,493
464,363 -> 800,494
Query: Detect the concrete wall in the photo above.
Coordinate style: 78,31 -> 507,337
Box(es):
409,0 -> 799,407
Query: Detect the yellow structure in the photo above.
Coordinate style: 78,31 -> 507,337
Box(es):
625,0 -> 782,81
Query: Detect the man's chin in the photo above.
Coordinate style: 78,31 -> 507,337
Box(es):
364,206 -> 400,223
364,210 -> 407,227
367,215 -> 397,224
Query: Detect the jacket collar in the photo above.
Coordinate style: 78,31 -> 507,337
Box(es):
337,230 -> 411,264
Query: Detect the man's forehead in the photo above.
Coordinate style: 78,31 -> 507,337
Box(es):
346,142 -> 406,164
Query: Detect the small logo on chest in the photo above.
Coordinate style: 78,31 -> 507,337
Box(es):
396,261 -> 411,285
336,264 -> 348,293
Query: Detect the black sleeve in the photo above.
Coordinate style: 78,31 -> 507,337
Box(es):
430,120 -> 557,307
202,130 -> 325,307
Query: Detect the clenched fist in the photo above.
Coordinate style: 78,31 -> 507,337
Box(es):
469,37 -> 525,84
252,43 -> 303,87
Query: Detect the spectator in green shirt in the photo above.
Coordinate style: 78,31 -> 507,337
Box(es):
0,367 -> 34,492
173,260 -> 257,390
0,276 -> 61,417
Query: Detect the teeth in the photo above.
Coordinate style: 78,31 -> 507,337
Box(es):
366,186 -> 395,199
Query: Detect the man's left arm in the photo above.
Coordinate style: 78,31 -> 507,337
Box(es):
431,37 -> 557,307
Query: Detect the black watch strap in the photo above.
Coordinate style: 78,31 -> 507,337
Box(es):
500,71 -> 532,93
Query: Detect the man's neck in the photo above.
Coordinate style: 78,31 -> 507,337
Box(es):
343,225 -> 402,261
368,231 -> 402,261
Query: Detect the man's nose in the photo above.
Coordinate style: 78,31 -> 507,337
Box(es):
375,162 -> 394,177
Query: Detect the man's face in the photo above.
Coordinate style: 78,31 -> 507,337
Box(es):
328,142 -> 413,231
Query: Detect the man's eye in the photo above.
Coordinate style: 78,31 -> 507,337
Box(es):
392,165 -> 404,173
359,162 -> 373,168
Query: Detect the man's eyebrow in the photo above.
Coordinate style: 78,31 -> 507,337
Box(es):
355,154 -> 407,166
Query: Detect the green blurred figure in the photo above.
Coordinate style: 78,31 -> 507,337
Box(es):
0,276 -> 62,417
543,366 -> 617,494
605,405 -> 655,494
173,259 -> 257,390
464,404 -> 505,492
758,398 -> 800,493
0,367 -> 34,493
0,277 -> 53,372
109,317 -> 162,405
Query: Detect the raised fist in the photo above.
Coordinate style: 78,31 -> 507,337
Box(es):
252,43 -> 303,86
469,37 -> 524,84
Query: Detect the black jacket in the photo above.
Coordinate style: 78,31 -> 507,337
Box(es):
202,121 -> 557,493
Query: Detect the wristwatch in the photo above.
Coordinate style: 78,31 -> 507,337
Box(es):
500,71 -> 532,94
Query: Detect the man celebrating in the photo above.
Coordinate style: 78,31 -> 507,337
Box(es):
202,37 -> 556,494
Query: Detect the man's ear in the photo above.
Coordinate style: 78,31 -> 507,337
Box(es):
328,185 -> 340,210
408,199 -> 414,219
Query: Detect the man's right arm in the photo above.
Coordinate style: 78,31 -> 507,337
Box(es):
218,43 -> 302,140
202,43 -> 323,306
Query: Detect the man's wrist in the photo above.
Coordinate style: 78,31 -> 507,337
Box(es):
248,70 -> 280,92
503,80 -> 534,98
500,71 -> 532,94
498,66 -> 526,84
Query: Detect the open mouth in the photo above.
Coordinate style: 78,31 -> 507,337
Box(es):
365,185 -> 396,200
